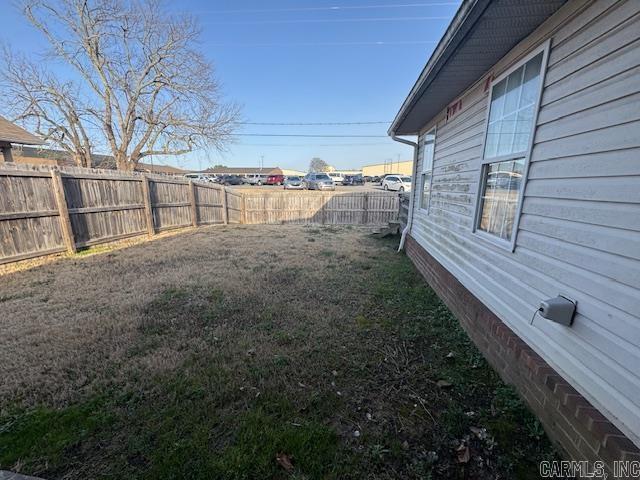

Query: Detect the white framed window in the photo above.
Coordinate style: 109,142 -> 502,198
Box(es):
420,129 -> 436,211
473,42 -> 549,249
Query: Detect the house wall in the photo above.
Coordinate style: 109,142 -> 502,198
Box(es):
407,0 -> 640,460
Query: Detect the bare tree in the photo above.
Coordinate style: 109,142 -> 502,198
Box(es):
309,157 -> 332,172
1,0 -> 239,170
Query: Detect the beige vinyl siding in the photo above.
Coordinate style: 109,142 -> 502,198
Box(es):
409,0 -> 640,446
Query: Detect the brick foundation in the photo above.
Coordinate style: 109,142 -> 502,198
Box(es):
404,235 -> 640,473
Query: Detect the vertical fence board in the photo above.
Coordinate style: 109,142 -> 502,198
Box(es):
141,176 -> 155,235
189,181 -> 198,227
221,187 -> 229,225
51,170 -> 76,254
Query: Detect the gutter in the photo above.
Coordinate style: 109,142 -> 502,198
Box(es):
391,134 -> 419,252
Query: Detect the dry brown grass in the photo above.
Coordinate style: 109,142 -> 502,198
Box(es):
0,225 -> 375,410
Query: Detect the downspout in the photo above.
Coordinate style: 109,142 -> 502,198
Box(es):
391,133 -> 419,252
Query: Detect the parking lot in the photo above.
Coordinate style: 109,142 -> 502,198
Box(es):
230,183 -> 390,193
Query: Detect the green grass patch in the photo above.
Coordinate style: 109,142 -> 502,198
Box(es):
0,398 -> 112,473
211,405 -> 339,479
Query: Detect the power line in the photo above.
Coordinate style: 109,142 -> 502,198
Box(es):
198,3 -> 459,14
208,40 -> 438,47
236,121 -> 391,126
236,142 -> 393,147
206,16 -> 450,25
235,133 -> 389,138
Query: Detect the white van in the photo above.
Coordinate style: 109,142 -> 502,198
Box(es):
327,172 -> 345,185
184,173 -> 212,183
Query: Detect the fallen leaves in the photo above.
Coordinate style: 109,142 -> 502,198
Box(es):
436,379 -> 453,389
456,443 -> 470,463
276,452 -> 294,473
470,426 -> 488,440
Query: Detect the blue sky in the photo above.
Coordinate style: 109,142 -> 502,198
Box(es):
1,1 -> 460,172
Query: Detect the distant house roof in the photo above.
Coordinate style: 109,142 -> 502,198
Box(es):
12,145 -> 277,176
136,162 -> 189,175
13,146 -> 187,174
13,146 -> 116,168
390,0 -> 566,135
0,117 -> 44,145
202,166 -> 281,175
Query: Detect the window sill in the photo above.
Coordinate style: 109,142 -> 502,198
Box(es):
471,228 -> 516,253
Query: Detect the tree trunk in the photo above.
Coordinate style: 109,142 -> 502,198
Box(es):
72,151 -> 92,168
115,152 -> 132,171
83,151 -> 92,168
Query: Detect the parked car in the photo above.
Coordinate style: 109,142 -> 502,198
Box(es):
303,172 -> 336,190
382,175 -> 412,192
370,175 -> 381,184
184,173 -> 212,183
343,174 -> 364,186
219,175 -> 245,186
363,176 -> 373,183
266,174 -> 285,186
283,176 -> 304,190
379,173 -> 401,185
486,171 -> 522,190
244,173 -> 269,185
327,172 -> 345,185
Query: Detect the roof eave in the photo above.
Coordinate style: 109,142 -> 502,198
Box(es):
388,0 -> 484,136
0,137 -> 45,146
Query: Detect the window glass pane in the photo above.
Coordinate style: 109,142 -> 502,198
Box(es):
520,53 -> 543,108
422,132 -> 435,172
488,81 -> 506,123
478,159 -> 525,241
503,66 -> 524,116
512,106 -> 534,152
497,112 -> 517,156
421,172 -> 432,210
485,122 -> 499,158
484,53 -> 543,159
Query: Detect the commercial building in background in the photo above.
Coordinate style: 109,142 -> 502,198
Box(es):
280,168 -> 307,177
362,160 -> 412,177
201,166 -> 281,177
390,0 -> 640,472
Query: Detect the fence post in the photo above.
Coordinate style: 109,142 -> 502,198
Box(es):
241,193 -> 247,224
50,170 -> 77,254
189,181 -> 198,227
362,193 -> 369,225
141,176 -> 155,236
321,195 -> 326,225
221,186 -> 229,225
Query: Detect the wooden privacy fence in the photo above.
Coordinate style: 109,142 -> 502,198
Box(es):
241,191 -> 399,225
0,164 -> 398,265
0,165 -> 240,265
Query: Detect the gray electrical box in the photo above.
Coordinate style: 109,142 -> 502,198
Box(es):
538,295 -> 576,327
